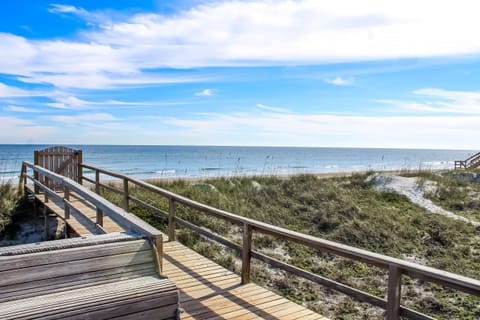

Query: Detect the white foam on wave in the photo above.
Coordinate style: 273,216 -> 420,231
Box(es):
155,169 -> 176,175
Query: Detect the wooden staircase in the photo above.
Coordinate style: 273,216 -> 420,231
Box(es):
455,151 -> 480,170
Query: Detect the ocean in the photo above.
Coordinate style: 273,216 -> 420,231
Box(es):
0,144 -> 475,183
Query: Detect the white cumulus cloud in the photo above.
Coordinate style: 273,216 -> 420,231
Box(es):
0,0 -> 479,90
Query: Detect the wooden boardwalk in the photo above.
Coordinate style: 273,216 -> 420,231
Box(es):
164,241 -> 324,320
29,186 -> 326,320
26,185 -> 124,235
20,155 -> 480,320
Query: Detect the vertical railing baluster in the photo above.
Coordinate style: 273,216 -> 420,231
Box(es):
123,178 -> 129,211
43,204 -> 49,240
386,265 -> 402,320
95,170 -> 100,194
18,163 -> 26,194
168,198 -> 176,241
153,234 -> 163,275
241,223 -> 252,284
34,151 -> 39,194
96,208 -> 104,227
64,186 -> 70,220
64,185 -> 70,239
77,151 -> 83,185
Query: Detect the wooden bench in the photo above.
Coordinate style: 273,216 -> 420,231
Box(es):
0,233 -> 179,320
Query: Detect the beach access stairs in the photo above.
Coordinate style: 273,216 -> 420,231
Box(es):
455,151 -> 480,170
8,146 -> 480,320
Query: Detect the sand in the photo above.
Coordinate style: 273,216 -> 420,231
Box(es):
369,173 -> 480,226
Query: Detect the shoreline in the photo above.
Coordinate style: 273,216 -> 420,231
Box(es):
134,168 -> 447,185
3,167 -> 450,188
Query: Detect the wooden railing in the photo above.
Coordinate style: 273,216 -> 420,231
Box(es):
80,163 -> 480,320
455,151 -> 480,170
18,161 -> 164,272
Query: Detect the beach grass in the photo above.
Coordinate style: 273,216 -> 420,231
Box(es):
414,171 -> 480,222
0,183 -> 19,234
0,183 -> 27,239
99,171 -> 480,319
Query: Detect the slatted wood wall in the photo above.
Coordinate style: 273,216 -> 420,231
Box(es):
34,146 -> 82,190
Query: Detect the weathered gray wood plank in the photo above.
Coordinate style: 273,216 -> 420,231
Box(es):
0,239 -> 151,271
0,250 -> 154,287
1,277 -> 177,319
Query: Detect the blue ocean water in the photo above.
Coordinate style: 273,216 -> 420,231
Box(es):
0,144 -> 475,183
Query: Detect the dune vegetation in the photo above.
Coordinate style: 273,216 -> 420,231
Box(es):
99,171 -> 480,320
0,183 -> 21,236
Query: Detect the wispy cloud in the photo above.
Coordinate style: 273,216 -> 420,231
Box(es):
165,108 -> 480,148
48,112 -> 118,124
48,4 -> 113,25
379,88 -> 480,114
256,103 -> 291,113
325,76 -> 353,86
49,4 -> 81,14
0,116 -> 58,143
195,89 -> 214,96
3,105 -> 42,113
0,83 -> 45,98
45,95 -> 154,109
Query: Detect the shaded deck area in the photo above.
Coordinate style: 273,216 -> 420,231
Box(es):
26,185 -> 325,320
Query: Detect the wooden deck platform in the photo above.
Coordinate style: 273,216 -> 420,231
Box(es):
26,185 -> 326,320
163,241 -> 325,320
26,185 -> 124,235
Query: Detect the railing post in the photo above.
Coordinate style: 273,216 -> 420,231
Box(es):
64,186 -> 70,220
241,223 -> 253,284
63,188 -> 69,238
96,208 -> 104,227
23,165 -> 27,190
386,265 -> 402,320
34,151 -> 39,194
123,178 -> 129,211
43,204 -> 49,240
77,151 -> 83,185
95,170 -> 100,194
18,163 -> 26,194
153,234 -> 163,275
168,198 -> 176,241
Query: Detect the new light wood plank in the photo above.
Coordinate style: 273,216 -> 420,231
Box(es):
163,241 -> 327,320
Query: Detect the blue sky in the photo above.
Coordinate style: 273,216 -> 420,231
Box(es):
1,0 -> 480,148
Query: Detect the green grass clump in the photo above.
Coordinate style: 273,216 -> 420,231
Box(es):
0,183 -> 21,235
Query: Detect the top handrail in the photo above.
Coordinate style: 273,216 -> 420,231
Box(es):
464,151 -> 480,163
80,163 -> 480,299
22,161 -> 163,238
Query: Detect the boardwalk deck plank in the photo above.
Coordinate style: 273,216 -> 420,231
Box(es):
163,241 -> 327,320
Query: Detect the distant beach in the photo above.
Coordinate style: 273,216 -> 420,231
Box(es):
0,144 -> 475,183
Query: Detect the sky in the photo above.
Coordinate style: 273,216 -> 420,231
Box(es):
1,0 -> 480,149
